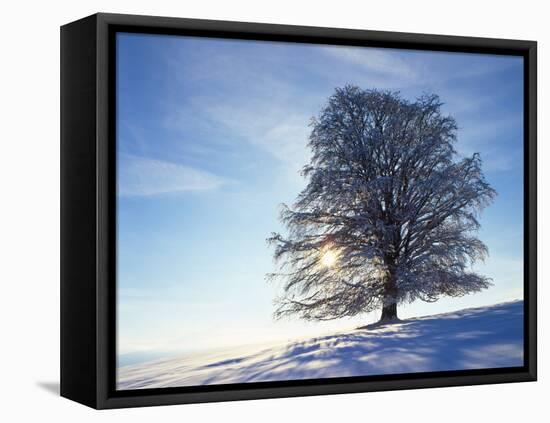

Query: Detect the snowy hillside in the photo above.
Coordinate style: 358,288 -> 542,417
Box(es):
118,300 -> 523,390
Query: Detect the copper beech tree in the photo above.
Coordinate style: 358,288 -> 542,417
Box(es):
268,86 -> 496,323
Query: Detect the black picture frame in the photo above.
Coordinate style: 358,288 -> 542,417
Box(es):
60,12 -> 537,409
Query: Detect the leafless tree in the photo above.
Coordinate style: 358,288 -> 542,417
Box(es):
268,86 -> 496,322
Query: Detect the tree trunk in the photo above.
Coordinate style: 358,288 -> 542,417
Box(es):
379,260 -> 398,322
380,301 -> 397,321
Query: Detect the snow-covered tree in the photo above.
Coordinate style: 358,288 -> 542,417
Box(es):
268,86 -> 496,322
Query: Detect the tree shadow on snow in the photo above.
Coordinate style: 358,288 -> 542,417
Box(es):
118,301 -> 524,389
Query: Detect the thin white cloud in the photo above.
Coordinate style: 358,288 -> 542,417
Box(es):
456,114 -> 523,173
205,103 -> 310,165
321,45 -> 419,82
163,42 -> 317,178
118,154 -> 226,196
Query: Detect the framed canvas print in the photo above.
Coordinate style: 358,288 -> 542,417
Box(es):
60,13 -> 537,409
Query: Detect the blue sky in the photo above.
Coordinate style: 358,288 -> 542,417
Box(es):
116,33 -> 524,361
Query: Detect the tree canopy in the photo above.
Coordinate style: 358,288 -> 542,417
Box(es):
268,86 -> 496,322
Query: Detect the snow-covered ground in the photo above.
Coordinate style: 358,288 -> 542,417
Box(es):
117,300 -> 523,390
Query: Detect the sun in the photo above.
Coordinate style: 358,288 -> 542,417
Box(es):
320,249 -> 338,268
